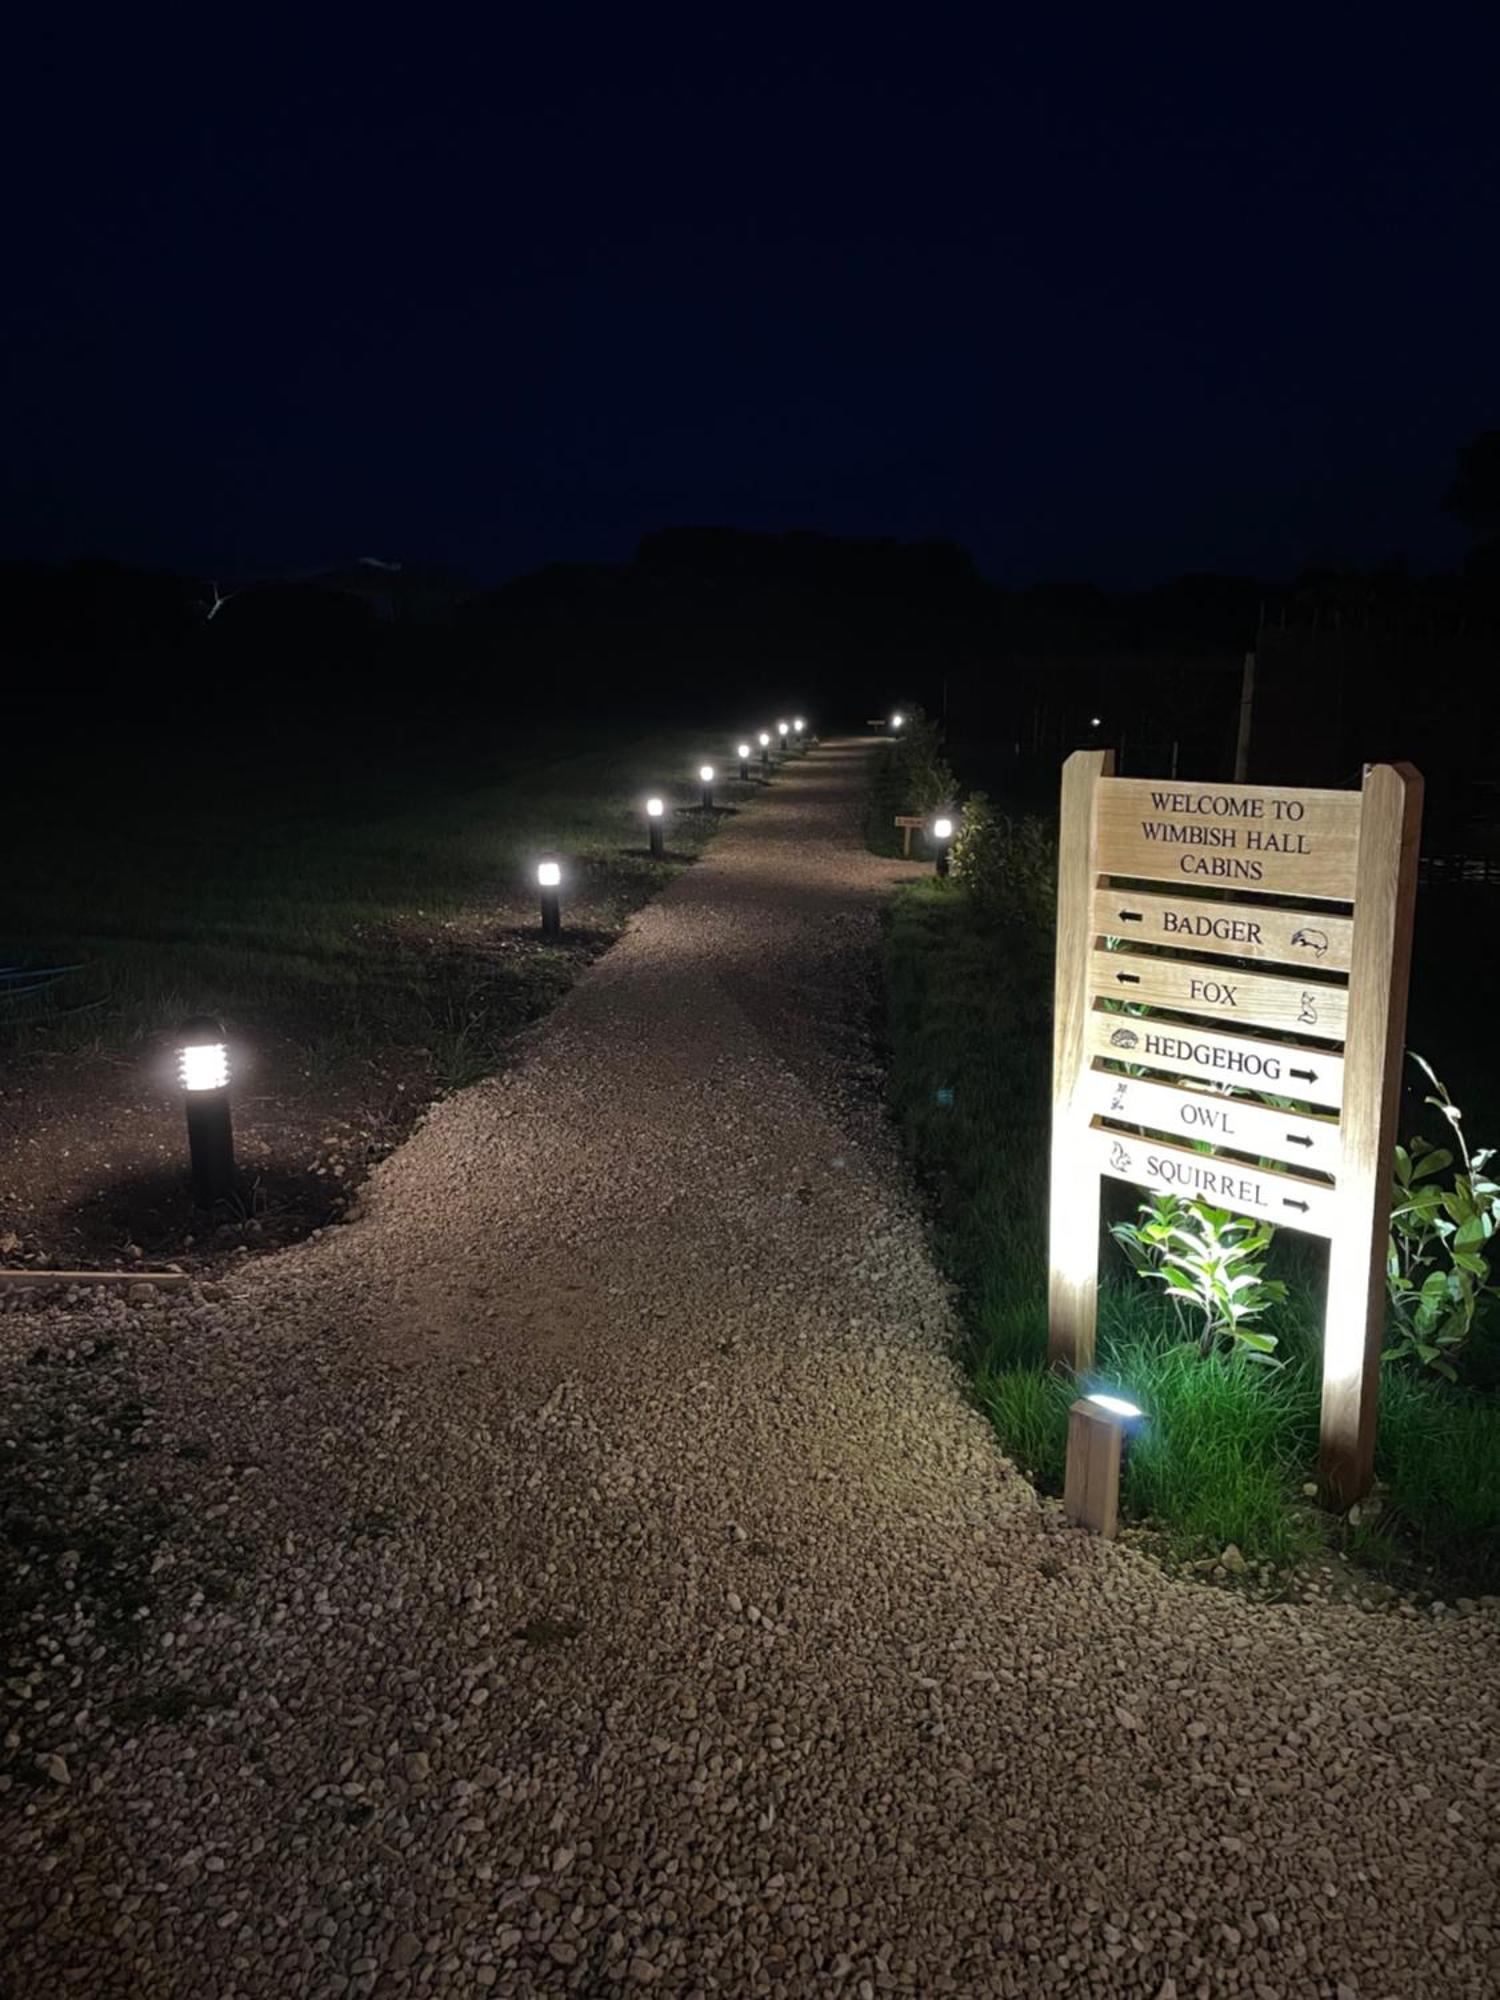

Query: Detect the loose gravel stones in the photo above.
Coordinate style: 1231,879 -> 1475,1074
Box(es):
3,741 -> 1498,1997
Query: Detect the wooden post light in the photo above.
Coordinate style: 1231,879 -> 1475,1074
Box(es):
1045,754 -> 1422,1505
1064,1393 -> 1143,1537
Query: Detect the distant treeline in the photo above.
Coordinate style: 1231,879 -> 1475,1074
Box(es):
3,532 -> 1497,832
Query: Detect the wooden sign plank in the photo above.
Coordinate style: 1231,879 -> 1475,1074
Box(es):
1087,1123 -> 1337,1239
1090,888 -> 1354,973
1090,948 -> 1348,1041
1087,1009 -> 1345,1108
1095,778 -> 1361,900
1083,1066 -> 1341,1173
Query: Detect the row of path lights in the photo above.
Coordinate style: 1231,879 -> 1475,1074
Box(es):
175,725 -> 813,1208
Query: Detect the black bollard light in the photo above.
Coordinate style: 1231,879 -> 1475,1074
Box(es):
758,730 -> 772,770
932,814 -> 954,878
793,716 -> 806,751
737,741 -> 752,781
646,795 -> 666,859
890,711 -> 905,734
776,720 -> 790,755
699,763 -> 716,812
537,857 -> 562,935
177,1015 -> 236,1207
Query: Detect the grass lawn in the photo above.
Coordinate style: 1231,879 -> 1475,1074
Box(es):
884,866 -> 1500,1589
0,721 -> 754,1267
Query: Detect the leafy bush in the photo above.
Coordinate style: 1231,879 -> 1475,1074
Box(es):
1112,1194 -> 1287,1361
891,707 -> 956,816
1385,1054 -> 1500,1380
949,794 -> 1057,931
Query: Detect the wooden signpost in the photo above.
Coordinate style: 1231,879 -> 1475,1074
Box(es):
894,813 -> 926,856
1048,754 -> 1422,1503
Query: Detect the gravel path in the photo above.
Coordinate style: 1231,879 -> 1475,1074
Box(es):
4,740 -> 1498,1999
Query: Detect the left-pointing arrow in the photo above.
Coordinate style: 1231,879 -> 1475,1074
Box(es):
1115,972 -> 1140,985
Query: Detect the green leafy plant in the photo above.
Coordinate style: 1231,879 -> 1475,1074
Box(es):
1385,1054 -> 1500,1381
1112,1194 -> 1287,1362
948,795 -> 1057,930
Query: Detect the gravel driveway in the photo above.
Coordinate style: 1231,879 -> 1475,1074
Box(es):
4,739 -> 1497,1999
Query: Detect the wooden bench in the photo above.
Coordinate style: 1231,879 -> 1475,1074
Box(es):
894,814 -> 925,857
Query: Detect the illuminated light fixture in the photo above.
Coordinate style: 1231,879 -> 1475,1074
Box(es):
176,1015 -> 236,1206
890,712 -> 905,733
537,857 -> 562,935
737,742 -> 752,780
646,795 -> 666,859
1064,1392 -> 1145,1537
931,814 -> 955,878
1091,715 -> 1102,729
793,716 -> 805,734
699,764 -> 716,812
776,720 -> 789,748
1086,1392 -> 1143,1420
758,730 -> 772,770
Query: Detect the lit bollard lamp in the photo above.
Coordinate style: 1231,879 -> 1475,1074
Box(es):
177,1016 -> 236,1207
931,814 -> 955,878
793,716 -> 806,751
758,730 -> 772,770
737,742 -> 752,781
646,795 -> 666,858
537,857 -> 563,935
890,711 -> 905,734
699,764 -> 716,811
776,720 -> 790,755
1063,1393 -> 1144,1537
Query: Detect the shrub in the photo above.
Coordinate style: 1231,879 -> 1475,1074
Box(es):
892,707 -> 956,816
1385,1054 -> 1500,1381
949,794 -> 1056,931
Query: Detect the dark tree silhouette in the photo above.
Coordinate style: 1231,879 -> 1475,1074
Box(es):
1445,430 -> 1500,546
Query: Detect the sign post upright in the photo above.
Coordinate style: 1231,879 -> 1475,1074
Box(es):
1045,753 -> 1422,1503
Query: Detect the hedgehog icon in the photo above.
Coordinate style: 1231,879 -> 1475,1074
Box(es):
1291,927 -> 1328,957
1109,1026 -> 1140,1050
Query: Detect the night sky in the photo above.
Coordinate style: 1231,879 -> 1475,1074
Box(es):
4,12 -> 1496,588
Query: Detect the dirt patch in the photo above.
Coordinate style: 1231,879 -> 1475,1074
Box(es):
0,926 -> 617,1282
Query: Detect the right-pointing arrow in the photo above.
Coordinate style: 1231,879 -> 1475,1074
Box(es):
1285,1134 -> 1314,1149
1288,1067 -> 1318,1084
1282,1198 -> 1309,1213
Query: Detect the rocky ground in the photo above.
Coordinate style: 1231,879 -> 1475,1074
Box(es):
3,740 -> 1497,1998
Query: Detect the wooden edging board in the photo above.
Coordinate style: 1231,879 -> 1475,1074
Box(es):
1048,751 -> 1423,1504
0,1267 -> 191,1289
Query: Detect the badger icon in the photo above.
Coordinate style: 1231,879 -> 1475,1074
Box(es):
1291,927 -> 1329,957
1109,1026 -> 1140,1050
